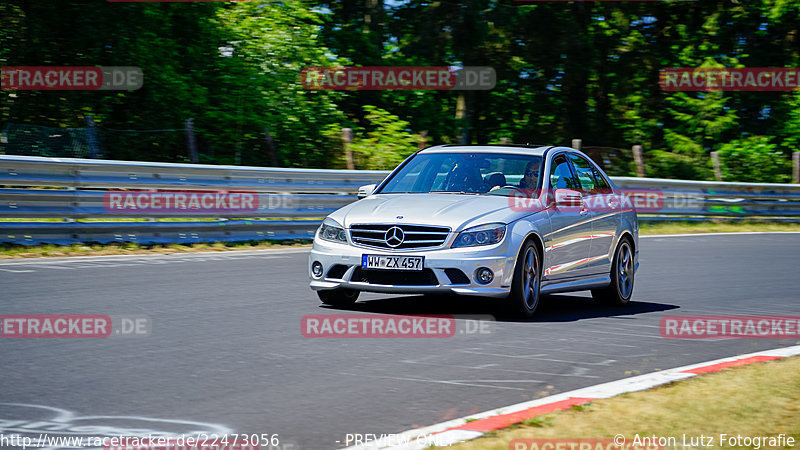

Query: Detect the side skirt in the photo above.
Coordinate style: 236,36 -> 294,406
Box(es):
540,275 -> 611,294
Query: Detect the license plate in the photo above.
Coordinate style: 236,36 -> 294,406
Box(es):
362,254 -> 424,271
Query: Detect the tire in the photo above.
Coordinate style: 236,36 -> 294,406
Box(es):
317,288 -> 359,306
507,240 -> 542,318
591,238 -> 634,305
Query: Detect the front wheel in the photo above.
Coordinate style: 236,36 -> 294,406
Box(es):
592,238 -> 634,305
317,288 -> 359,306
507,241 -> 542,318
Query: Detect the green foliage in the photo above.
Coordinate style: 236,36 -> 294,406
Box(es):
1,0 -> 799,183
780,92 -> 800,151
715,136 -> 792,183
346,106 -> 419,170
646,150 -> 713,181
209,1 -> 348,167
662,92 -> 738,157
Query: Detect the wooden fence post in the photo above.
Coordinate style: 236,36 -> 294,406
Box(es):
85,115 -> 101,159
793,152 -> 799,184
572,139 -> 582,151
418,131 -> 428,150
455,93 -> 471,144
632,145 -> 645,177
264,127 -> 278,167
711,151 -> 722,181
342,128 -> 354,170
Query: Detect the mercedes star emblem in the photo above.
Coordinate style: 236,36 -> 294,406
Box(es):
384,226 -> 405,248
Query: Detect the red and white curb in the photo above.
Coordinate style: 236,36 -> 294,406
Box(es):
343,344 -> 800,450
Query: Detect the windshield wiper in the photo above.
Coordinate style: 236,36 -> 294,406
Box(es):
429,190 -> 482,195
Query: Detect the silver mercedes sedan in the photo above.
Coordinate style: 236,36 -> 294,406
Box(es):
309,144 -> 639,317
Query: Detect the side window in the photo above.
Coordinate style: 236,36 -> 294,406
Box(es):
550,155 -> 580,191
591,167 -> 612,193
567,154 -> 599,194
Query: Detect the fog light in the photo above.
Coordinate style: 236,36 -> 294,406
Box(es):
312,261 -> 323,278
476,267 -> 494,284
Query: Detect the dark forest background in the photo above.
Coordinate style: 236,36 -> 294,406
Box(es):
2,0 -> 799,181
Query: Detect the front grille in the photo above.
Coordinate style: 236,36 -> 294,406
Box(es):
350,224 -> 450,250
351,267 -> 439,286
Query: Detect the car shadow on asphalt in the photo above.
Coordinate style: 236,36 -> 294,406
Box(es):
320,294 -> 679,323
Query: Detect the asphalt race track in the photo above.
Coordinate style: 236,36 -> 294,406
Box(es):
1,233 -> 799,449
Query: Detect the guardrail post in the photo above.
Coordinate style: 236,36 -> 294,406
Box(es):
572,139 -> 582,151
632,145 -> 645,177
342,128 -> 355,170
711,151 -> 723,181
793,152 -> 799,184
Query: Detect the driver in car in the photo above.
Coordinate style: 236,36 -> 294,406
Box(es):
446,162 -> 484,193
519,161 -> 539,189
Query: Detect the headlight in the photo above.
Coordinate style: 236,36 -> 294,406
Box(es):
318,218 -> 348,243
452,223 -> 506,248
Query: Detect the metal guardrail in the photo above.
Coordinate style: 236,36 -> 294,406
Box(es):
0,189 -> 356,218
609,176 -> 800,217
0,154 -> 388,192
1,155 -> 799,245
0,220 -> 321,246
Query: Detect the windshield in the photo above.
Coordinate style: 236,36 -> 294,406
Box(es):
378,152 -> 543,196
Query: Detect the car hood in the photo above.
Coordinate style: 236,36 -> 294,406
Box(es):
329,193 -> 545,231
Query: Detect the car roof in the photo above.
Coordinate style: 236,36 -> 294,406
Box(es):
419,144 -> 554,156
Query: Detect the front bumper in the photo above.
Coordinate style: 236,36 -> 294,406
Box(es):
308,238 -> 516,298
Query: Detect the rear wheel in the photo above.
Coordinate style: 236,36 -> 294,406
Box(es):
507,240 -> 542,318
317,288 -> 359,306
591,238 -> 634,305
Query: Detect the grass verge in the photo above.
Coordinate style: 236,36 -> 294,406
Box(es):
444,356 -> 800,449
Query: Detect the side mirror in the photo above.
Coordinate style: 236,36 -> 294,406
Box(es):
357,184 -> 377,199
555,188 -> 582,208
